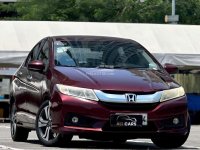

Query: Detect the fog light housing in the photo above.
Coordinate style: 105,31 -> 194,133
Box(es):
72,117 -> 79,124
65,113 -> 98,127
173,118 -> 179,125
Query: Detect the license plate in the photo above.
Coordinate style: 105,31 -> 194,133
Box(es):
110,113 -> 148,127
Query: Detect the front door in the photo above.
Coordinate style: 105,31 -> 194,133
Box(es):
25,38 -> 50,124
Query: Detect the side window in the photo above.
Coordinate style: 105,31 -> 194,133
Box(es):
32,44 -> 40,61
24,52 -> 33,67
25,43 -> 40,67
24,39 -> 46,68
37,40 -> 50,71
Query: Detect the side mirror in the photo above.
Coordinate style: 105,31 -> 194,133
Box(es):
163,63 -> 178,74
28,60 -> 45,71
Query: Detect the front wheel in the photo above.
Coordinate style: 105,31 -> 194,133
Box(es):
151,119 -> 191,148
36,101 -> 72,146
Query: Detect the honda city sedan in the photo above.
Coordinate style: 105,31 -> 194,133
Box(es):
10,36 -> 190,148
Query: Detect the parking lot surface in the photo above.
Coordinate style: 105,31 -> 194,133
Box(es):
0,123 -> 199,150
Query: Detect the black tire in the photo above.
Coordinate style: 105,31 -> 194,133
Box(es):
36,100 -> 72,146
151,118 -> 191,148
10,102 -> 29,141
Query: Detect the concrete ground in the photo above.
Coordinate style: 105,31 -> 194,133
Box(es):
0,123 -> 199,150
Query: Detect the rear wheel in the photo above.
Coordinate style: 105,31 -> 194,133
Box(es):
151,119 -> 191,148
36,101 -> 72,146
10,102 -> 29,141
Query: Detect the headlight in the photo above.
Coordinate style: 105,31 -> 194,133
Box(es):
160,87 -> 185,102
55,84 -> 99,101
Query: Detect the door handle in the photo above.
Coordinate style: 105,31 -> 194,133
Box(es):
27,75 -> 32,81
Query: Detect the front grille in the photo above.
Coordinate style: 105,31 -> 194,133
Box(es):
102,121 -> 157,132
99,101 -> 159,111
102,90 -> 156,95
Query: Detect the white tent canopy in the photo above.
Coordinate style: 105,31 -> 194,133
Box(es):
0,21 -> 200,66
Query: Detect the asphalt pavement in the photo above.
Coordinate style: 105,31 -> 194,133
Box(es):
0,123 -> 199,150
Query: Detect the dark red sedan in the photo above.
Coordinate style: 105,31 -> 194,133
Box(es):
10,36 -> 190,148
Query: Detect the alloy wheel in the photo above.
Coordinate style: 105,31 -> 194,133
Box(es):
37,103 -> 58,142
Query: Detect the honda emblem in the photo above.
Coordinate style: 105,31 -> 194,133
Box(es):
125,93 -> 137,102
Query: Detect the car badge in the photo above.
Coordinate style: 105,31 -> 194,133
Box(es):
125,93 -> 137,102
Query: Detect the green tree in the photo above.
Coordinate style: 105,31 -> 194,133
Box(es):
4,0 -> 200,24
136,0 -> 171,23
0,2 -> 17,20
176,0 -> 200,24
15,0 -> 78,20
15,0 -> 171,22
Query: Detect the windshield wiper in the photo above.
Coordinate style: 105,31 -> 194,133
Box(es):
56,65 -> 77,67
114,64 -> 147,69
97,64 -> 139,69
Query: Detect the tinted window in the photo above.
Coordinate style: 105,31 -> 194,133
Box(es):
53,40 -> 159,70
37,40 -> 50,71
25,43 -> 40,67
32,44 -> 40,60
25,39 -> 47,67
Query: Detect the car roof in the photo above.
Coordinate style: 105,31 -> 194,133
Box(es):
51,35 -> 137,44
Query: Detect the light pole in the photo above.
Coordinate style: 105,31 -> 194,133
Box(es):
172,0 -> 176,16
165,0 -> 179,24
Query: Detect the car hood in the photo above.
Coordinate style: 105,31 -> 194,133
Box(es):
55,67 -> 179,92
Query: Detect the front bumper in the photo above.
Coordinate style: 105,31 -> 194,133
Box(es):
50,91 -> 189,138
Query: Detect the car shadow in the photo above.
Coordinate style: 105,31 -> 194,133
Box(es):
25,139 -> 198,150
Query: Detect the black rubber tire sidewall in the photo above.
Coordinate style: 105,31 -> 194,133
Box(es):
151,118 -> 191,148
10,102 -> 29,141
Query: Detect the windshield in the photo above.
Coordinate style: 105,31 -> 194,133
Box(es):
54,39 -> 159,70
